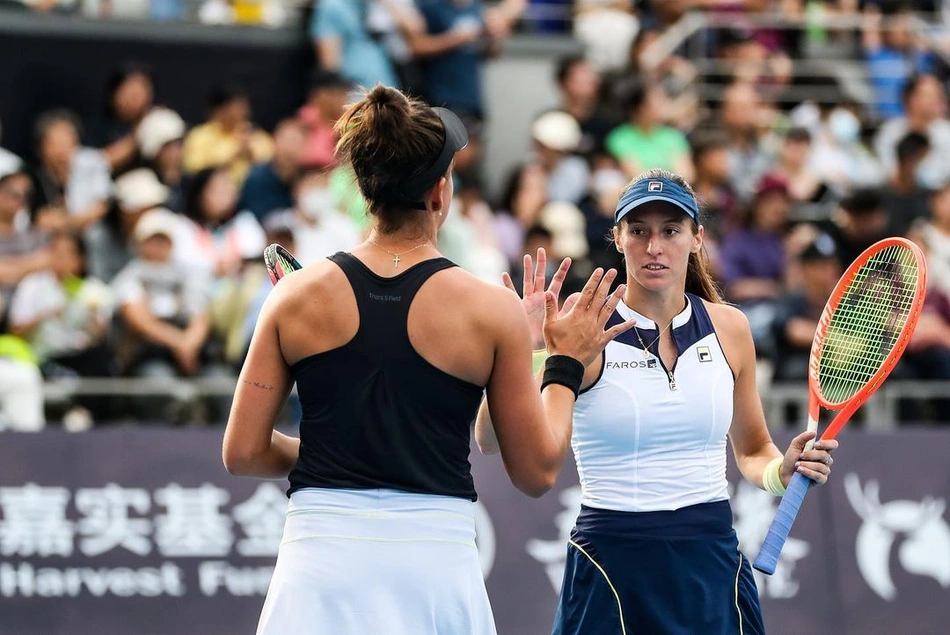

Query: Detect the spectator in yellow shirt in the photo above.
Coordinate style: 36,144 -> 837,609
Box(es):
182,85 -> 273,184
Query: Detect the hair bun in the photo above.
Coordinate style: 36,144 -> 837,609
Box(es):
364,84 -> 410,114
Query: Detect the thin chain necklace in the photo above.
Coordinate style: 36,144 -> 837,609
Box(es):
368,238 -> 432,269
635,319 -> 677,391
634,318 -> 674,360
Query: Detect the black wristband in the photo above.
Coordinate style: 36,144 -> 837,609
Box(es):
541,355 -> 586,400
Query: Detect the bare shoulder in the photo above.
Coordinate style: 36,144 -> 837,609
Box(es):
704,301 -> 755,375
436,266 -> 525,325
266,258 -> 347,317
704,301 -> 753,343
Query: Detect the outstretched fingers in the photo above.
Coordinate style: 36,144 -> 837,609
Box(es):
591,269 -> 617,312
546,256 -> 572,300
522,253 -> 534,296
577,268 -> 605,311
533,248 -> 548,296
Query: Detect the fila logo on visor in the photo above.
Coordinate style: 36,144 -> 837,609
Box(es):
648,181 -> 664,192
697,346 -> 712,362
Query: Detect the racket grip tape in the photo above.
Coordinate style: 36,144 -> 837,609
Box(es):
753,472 -> 813,575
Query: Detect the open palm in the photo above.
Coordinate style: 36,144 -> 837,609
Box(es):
502,248 -> 577,350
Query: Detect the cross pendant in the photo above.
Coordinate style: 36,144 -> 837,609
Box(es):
393,255 -> 400,268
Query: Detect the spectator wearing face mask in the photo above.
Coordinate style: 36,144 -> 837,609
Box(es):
809,105 -> 883,196
270,168 -> 361,266
238,119 -> 306,223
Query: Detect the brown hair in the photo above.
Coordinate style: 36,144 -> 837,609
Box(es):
617,169 -> 723,303
334,84 -> 446,234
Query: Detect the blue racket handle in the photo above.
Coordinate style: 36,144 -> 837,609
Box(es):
753,472 -> 813,575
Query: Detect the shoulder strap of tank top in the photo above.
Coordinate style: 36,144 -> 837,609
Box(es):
328,251 -> 457,350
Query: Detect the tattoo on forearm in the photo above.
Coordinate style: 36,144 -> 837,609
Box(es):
243,380 -> 275,391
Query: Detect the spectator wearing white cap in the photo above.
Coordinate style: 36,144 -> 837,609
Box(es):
137,107 -> 186,212
89,167 -> 174,283
530,110 -> 590,205
111,208 -> 212,381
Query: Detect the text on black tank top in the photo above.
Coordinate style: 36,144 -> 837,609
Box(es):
288,252 -> 483,501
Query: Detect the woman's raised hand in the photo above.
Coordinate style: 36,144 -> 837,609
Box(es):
502,248 -> 570,350
542,268 -> 637,367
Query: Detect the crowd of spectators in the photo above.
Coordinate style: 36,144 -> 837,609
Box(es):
2,0 -> 950,430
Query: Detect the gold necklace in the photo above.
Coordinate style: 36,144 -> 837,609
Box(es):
634,318 -> 674,360
369,238 -> 432,268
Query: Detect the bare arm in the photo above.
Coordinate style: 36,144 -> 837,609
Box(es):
721,305 -> 836,488
407,26 -> 480,58
784,317 -> 817,348
223,294 -> 298,478
0,250 -> 52,287
68,200 -> 109,232
102,134 -> 139,171
723,307 -> 785,488
119,302 -> 187,349
486,269 -> 634,496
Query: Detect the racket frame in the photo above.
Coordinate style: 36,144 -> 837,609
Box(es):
754,237 -> 928,575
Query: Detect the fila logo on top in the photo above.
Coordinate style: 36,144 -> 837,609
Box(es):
844,473 -> 950,600
648,181 -> 663,192
697,346 -> 712,362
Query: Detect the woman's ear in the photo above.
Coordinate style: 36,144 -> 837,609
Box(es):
692,224 -> 705,254
428,177 -> 447,215
613,225 -> 623,253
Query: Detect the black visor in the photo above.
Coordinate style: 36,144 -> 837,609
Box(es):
397,107 -> 469,208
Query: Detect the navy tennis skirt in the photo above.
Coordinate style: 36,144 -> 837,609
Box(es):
552,500 -> 765,635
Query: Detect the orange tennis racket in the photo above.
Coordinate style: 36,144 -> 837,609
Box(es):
754,237 -> 928,574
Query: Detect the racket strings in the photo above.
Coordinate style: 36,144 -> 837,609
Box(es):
816,245 -> 920,405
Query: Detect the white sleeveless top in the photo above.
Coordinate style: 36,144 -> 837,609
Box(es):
572,294 -> 735,512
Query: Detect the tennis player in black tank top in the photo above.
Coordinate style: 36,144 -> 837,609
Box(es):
222,85 -> 637,635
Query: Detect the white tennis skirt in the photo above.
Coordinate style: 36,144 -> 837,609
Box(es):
257,487 -> 496,635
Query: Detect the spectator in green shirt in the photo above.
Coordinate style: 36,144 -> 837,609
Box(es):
605,79 -> 694,182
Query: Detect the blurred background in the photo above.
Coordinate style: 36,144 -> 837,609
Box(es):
0,1 -> 948,633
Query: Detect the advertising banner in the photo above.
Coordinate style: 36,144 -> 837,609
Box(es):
0,429 -> 947,634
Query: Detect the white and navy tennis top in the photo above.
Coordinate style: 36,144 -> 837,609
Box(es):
572,293 -> 735,512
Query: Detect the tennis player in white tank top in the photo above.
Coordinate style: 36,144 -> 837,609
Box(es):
478,169 -> 841,634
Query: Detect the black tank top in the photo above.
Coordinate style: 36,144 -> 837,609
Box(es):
287,252 -> 484,501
